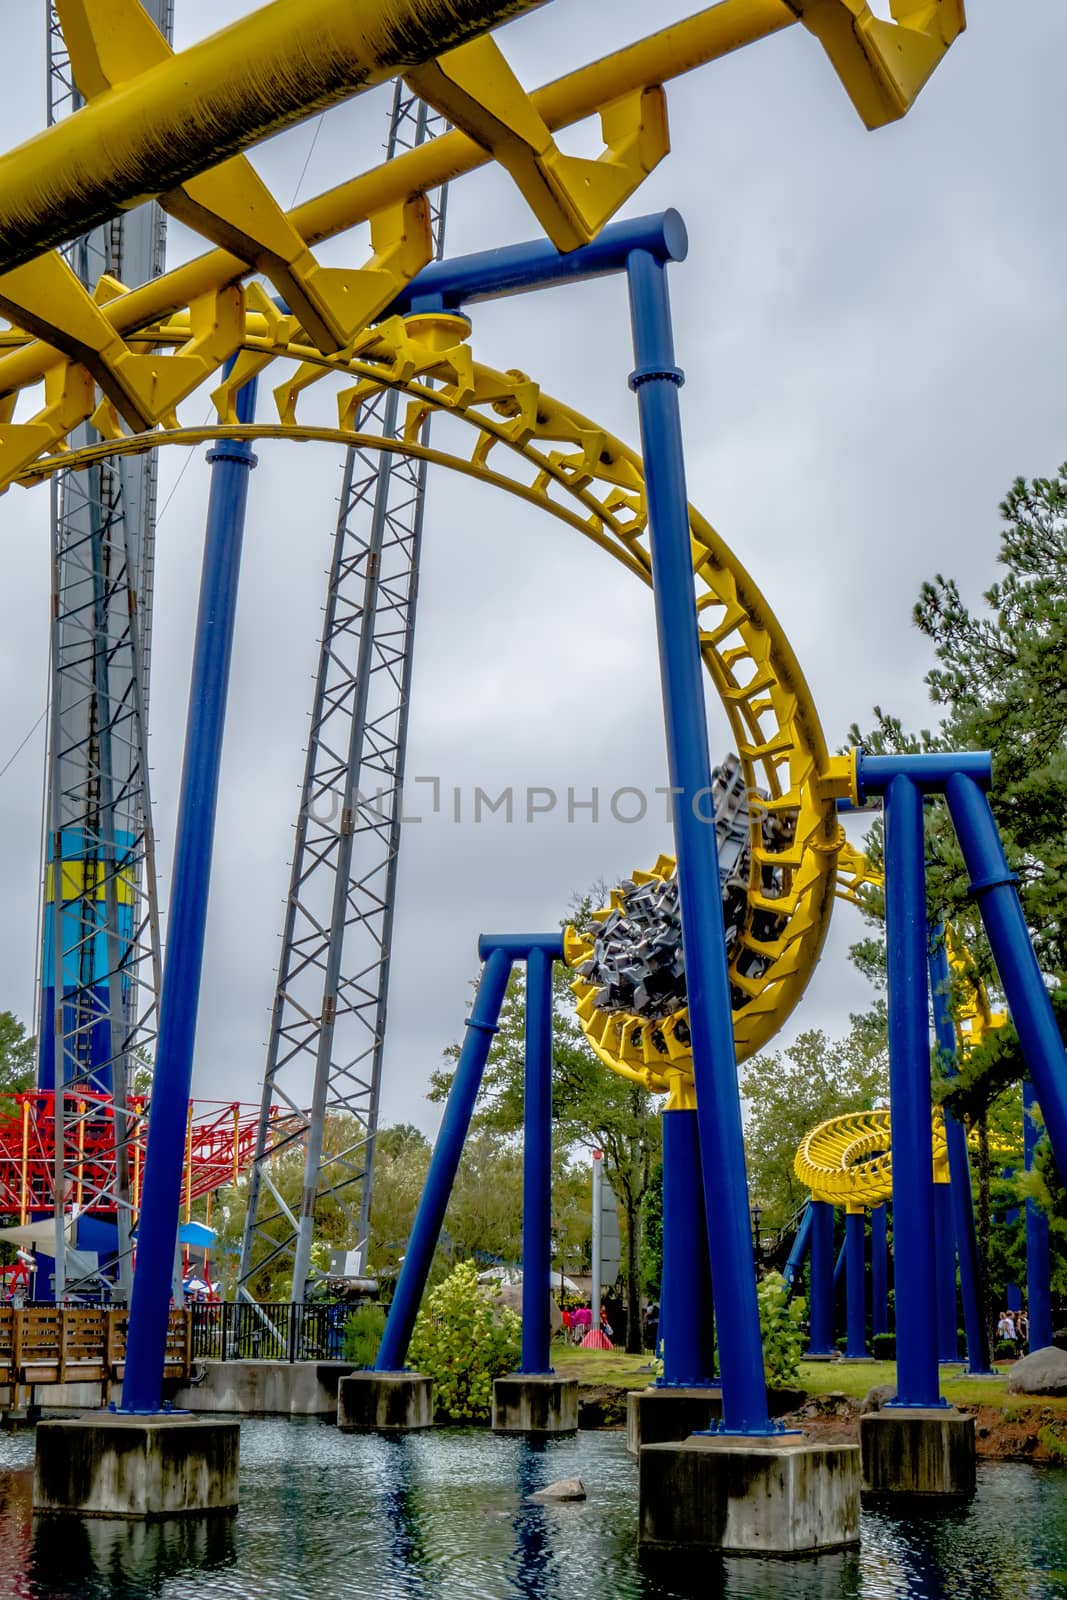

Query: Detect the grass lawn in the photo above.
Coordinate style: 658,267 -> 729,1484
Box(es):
551,1345 -> 653,1389
551,1347 -> 1067,1415
797,1360 -> 1011,1407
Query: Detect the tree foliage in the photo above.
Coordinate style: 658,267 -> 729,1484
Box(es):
757,1271 -> 805,1388
640,1158 -> 663,1299
740,1021 -> 888,1232
847,461 -> 1067,1333
849,463 -> 1067,987
407,1261 -> 520,1421
0,1013 -> 35,1095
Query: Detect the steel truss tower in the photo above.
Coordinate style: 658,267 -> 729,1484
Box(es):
41,3 -> 171,1300
238,84 -> 448,1301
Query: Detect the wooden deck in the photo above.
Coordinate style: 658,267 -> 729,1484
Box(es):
0,1305 -> 190,1386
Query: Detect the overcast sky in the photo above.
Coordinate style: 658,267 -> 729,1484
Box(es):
0,2 -> 1064,1135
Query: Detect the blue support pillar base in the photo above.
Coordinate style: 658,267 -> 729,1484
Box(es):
640,1436 -> 861,1553
33,1414 -> 240,1516
861,1409 -> 974,1497
337,1372 -> 433,1432
492,1374 -> 577,1434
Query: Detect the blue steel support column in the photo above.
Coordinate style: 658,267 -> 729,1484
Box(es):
659,1107 -> 715,1387
871,1205 -> 889,1339
929,933 -> 992,1374
883,774 -> 943,1409
521,947 -> 554,1375
944,772 -> 1067,1185
625,247 -> 769,1433
783,1202 -> 812,1292
808,1199 -> 836,1356
845,1208 -> 867,1358
934,1179 -> 960,1362
376,946 -> 513,1373
121,380 -> 258,1413
1024,1080 -> 1053,1352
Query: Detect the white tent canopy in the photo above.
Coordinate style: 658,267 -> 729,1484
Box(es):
477,1266 -> 582,1295
0,1211 -> 79,1253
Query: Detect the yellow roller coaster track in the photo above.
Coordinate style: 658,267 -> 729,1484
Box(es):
793,840 -> 1011,1211
795,1108 -> 946,1209
7,306 -> 840,1077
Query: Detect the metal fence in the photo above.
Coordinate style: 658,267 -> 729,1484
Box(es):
190,1301 -> 351,1363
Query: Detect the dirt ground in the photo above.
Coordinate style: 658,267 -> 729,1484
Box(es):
739,1391 -> 1067,1463
574,1379 -> 1067,1462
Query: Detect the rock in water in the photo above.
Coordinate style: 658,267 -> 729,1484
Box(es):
527,1478 -> 586,1503
1006,1346 -> 1067,1396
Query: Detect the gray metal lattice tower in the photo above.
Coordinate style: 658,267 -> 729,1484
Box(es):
42,3 -> 170,1299
238,83 -> 448,1301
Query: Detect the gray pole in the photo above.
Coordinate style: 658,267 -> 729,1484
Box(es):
591,1150 -> 603,1338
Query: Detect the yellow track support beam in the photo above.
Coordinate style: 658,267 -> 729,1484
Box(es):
43,1 -> 437,360
795,1 -> 966,129
0,0 -> 966,413
406,38 -> 669,250
0,0 -> 547,273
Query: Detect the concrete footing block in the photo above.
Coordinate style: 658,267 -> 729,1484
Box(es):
626,1387 -> 723,1456
32,1413 -> 240,1518
169,1359 -> 357,1416
639,1434 -> 861,1555
491,1374 -> 578,1433
337,1371 -> 433,1432
860,1407 -> 976,1496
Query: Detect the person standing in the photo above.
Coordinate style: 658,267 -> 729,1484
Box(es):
997,1309 -> 1017,1352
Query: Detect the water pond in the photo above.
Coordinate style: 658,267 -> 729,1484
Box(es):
0,1420 -> 1065,1599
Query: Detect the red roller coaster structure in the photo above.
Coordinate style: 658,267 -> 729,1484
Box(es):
0,1093 -> 271,1225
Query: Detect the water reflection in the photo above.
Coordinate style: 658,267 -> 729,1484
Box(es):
378,1435 -> 432,1596
639,1541 -> 864,1600
509,1437 -> 560,1600
29,1511 -> 236,1599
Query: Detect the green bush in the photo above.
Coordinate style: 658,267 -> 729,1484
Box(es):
757,1272 -> 805,1388
872,1332 -> 896,1361
343,1302 -> 386,1367
407,1261 -> 521,1421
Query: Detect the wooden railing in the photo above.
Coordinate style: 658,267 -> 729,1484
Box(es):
0,1305 -> 190,1386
